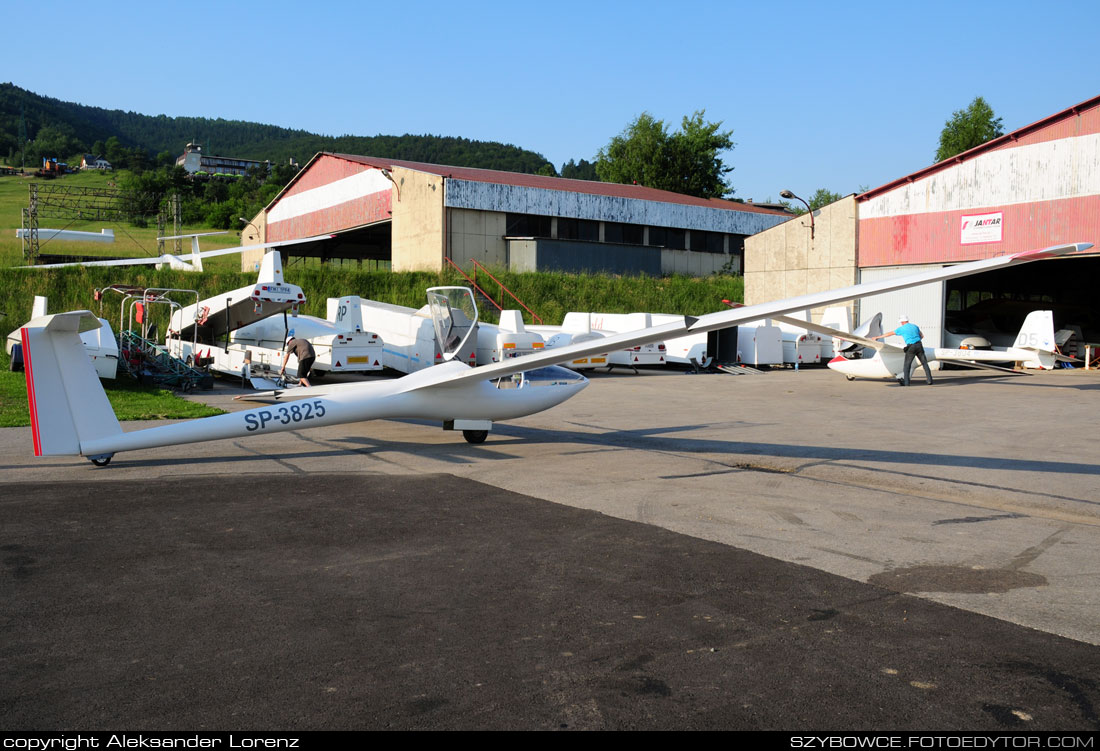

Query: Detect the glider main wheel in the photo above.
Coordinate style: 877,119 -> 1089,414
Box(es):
90,455 -> 112,467
462,429 -> 488,444
845,375 -> 855,381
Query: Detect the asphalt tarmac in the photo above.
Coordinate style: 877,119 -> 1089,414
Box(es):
1,366 -> 1098,730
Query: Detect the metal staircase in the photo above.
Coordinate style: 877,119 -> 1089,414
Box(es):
443,258 -> 543,324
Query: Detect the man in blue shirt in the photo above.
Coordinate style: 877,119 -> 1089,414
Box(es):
872,314 -> 933,386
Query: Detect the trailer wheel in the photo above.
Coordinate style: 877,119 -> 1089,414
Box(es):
9,343 -> 23,372
462,429 -> 488,444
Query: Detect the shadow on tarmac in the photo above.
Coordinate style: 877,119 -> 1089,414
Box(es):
2,473 -> 1098,730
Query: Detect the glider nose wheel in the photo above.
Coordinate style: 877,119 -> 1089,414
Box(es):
462,429 -> 488,444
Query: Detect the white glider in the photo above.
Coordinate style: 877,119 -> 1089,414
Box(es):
16,242 -> 1093,466
20,233 -> 334,272
782,309 -> 1077,381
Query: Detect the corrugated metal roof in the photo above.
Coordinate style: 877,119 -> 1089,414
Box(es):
317,152 -> 790,217
858,93 -> 1100,202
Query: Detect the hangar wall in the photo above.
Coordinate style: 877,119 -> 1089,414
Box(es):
859,129 -> 1100,267
447,207 -> 741,275
266,158 -> 392,243
743,196 -> 858,318
392,166 -> 444,272
448,208 -> 508,267
856,265 -> 946,352
444,178 -> 783,235
240,212 -> 268,271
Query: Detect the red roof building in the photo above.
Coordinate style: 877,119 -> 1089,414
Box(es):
249,152 -> 791,275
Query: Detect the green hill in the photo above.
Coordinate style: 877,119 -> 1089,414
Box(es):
0,82 -> 556,174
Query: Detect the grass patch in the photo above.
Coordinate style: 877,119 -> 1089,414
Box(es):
0,351 -> 223,428
0,170 -> 250,270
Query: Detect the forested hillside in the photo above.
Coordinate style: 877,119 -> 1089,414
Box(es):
0,83 -> 556,174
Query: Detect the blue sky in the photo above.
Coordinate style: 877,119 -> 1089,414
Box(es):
5,0 -> 1097,202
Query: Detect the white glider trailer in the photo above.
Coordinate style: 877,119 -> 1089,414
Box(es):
531,312 -> 666,371
228,314 -> 383,382
7,296 -> 119,379
163,250 -> 380,387
528,313 -> 611,370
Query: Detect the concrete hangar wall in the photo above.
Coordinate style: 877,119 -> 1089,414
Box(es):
245,153 -> 791,276
745,94 -> 1100,349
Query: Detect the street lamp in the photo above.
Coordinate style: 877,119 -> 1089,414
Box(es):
380,167 -> 401,201
780,189 -> 814,239
239,216 -> 261,243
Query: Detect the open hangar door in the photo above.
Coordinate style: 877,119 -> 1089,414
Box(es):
282,222 -> 392,268
943,255 -> 1100,350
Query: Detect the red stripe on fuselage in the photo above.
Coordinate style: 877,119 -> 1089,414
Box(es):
21,328 -> 42,456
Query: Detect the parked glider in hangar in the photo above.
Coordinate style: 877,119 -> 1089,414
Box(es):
17,243 -> 1092,466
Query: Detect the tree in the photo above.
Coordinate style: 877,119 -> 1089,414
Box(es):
935,96 -> 1004,163
808,189 -> 843,212
665,111 -> 736,199
595,110 -> 735,199
781,188 -> 845,215
27,123 -> 84,164
561,158 -> 597,180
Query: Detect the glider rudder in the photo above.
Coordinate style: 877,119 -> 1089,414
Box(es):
21,312 -> 121,457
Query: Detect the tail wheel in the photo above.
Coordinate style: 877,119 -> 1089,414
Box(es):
462,429 -> 488,444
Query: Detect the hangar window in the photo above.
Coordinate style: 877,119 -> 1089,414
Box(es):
604,222 -> 644,245
506,213 -> 552,238
648,226 -> 687,249
557,218 -> 599,242
690,230 -> 725,253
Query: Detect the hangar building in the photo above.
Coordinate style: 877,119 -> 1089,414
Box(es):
242,153 -> 791,276
746,94 -> 1100,351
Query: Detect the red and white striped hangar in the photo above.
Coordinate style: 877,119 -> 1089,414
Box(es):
244,153 -> 791,276
856,94 -> 1100,350
746,94 -> 1100,352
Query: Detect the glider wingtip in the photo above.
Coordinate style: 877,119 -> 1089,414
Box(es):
1011,242 -> 1094,261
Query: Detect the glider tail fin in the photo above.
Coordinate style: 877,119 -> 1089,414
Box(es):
1015,310 -> 1057,352
188,235 -> 204,273
22,312 -> 121,457
1012,310 -> 1071,368
257,250 -> 284,284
